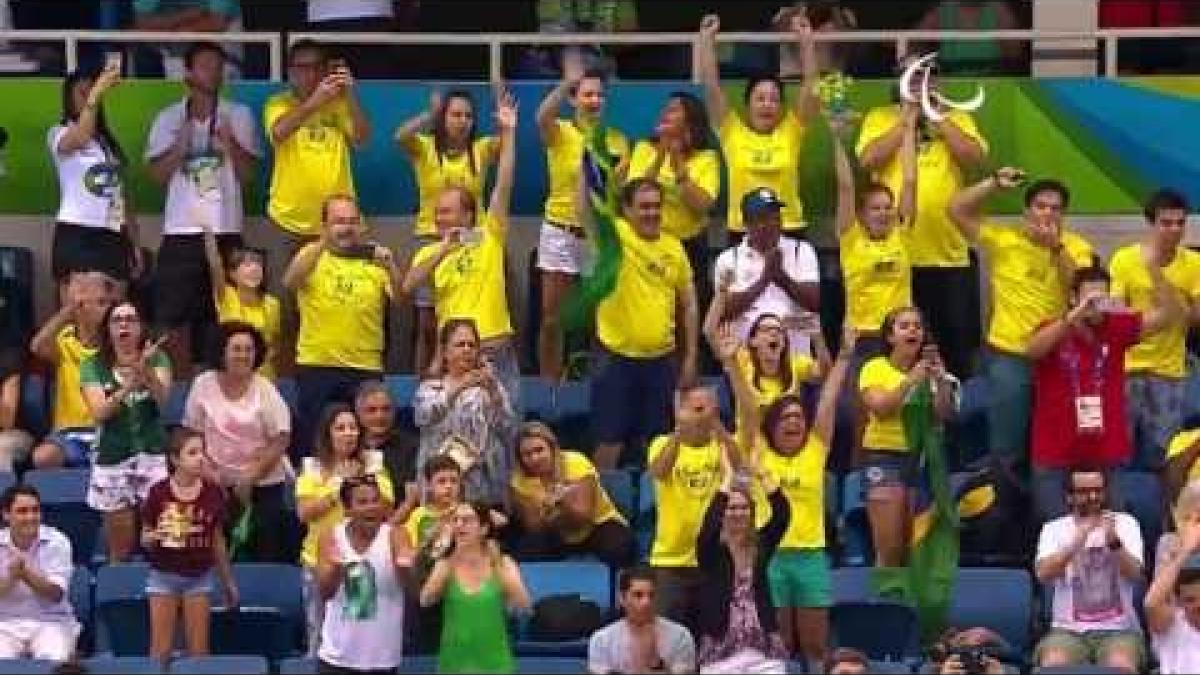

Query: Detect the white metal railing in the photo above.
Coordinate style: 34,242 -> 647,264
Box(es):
2,27 -> 1200,82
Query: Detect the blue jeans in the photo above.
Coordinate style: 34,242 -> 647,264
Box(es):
985,349 -> 1033,460
1124,374 -> 1185,471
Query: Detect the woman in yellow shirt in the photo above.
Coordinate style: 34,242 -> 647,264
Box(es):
508,421 -> 634,567
625,92 -> 720,273
714,321 -> 854,665
295,402 -> 394,655
832,112 -> 915,347
395,89 -> 499,374
534,55 -> 629,380
200,217 -> 281,379
696,12 -> 818,238
858,307 -> 956,568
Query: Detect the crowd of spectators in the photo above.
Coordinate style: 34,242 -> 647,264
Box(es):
2,2 -> 1200,674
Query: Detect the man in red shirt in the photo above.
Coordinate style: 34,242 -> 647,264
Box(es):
1027,264 -> 1176,522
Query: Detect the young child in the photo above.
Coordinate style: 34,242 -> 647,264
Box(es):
141,429 -> 238,662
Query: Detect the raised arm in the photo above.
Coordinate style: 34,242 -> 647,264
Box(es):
403,235 -> 462,296
648,433 -> 684,481
395,90 -> 440,156
198,215 -> 227,298
1140,246 -> 1182,336
537,53 -> 583,143
269,75 -> 342,145
897,113 -> 918,225
787,11 -> 820,125
831,127 -> 856,237
1026,298 -> 1094,361
1147,525 -> 1200,634
487,91 -> 519,226
812,327 -> 856,445
696,15 -> 729,126
57,65 -> 121,154
857,105 -> 913,172
934,115 -> 987,170
947,167 -> 1023,243
30,300 -> 77,363
712,323 -> 758,453
336,66 -> 371,148
282,240 -> 325,292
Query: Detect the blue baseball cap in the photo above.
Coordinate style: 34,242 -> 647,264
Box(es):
741,187 -> 786,219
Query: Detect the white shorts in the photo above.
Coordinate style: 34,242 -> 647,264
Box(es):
86,452 -> 168,512
0,619 -> 80,661
536,221 -> 591,275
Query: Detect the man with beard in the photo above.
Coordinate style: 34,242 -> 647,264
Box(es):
145,41 -> 260,375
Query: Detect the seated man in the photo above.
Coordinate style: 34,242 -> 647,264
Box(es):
28,272 -> 114,468
588,565 -> 695,675
1034,468 -> 1146,673
354,380 -> 418,499
0,485 -> 79,662
924,627 -> 1016,674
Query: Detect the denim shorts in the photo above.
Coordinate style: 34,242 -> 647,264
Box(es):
860,449 -> 918,489
146,568 -> 212,596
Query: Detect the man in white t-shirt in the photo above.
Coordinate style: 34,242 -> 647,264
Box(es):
1145,524 -> 1200,675
712,187 -> 820,356
588,566 -> 695,675
315,475 -> 412,672
145,41 -> 261,375
0,485 -> 79,662
1034,468 -> 1146,672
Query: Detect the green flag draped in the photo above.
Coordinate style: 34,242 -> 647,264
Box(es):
872,380 -> 960,644
561,125 -> 623,331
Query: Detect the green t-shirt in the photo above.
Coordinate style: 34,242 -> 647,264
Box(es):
79,351 -> 169,465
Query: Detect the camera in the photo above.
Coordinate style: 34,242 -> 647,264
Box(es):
949,646 -> 989,675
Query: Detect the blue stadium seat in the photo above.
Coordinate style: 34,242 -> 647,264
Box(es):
95,562 -> 151,655
162,380 -> 191,426
69,566 -> 93,655
516,656 -> 587,673
209,563 -> 304,658
866,661 -> 914,674
384,374 -> 419,408
551,381 -> 591,450
25,468 -> 100,566
948,568 -> 1033,654
830,600 -> 920,661
598,469 -> 636,523
0,660 -> 56,674
635,470 -> 655,559
1034,666 -> 1126,674
517,560 -> 611,656
1115,470 -> 1163,552
83,656 -> 164,674
277,657 -> 315,675
19,372 -> 49,438
521,376 -> 556,422
168,656 -> 269,675
838,471 -> 871,566
0,472 -> 14,498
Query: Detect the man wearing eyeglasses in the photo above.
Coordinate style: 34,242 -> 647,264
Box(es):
1034,469 -> 1146,673
264,39 -> 371,241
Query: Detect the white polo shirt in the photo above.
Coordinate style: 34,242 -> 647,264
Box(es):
0,526 -> 75,622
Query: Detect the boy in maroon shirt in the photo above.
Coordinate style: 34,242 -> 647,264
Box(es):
1027,263 -> 1176,522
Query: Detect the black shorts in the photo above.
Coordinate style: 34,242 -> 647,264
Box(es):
51,222 -> 131,282
154,233 -> 242,328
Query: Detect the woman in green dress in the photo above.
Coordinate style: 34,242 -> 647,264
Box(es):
420,501 -> 532,673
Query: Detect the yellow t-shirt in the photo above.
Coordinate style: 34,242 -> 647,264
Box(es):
856,106 -> 987,267
264,92 -> 356,237
510,450 -> 625,545
296,461 -> 394,568
758,436 -> 828,549
409,134 -> 498,238
840,220 -> 912,332
1167,429 -> 1200,482
596,218 -> 692,358
732,347 -> 817,422
52,326 -> 95,430
1109,244 -> 1200,379
214,285 -> 282,380
544,120 -> 629,226
858,356 -> 910,452
625,141 -> 720,241
978,222 -> 1094,354
403,503 -> 453,551
409,213 -> 512,341
719,111 -> 806,232
295,252 -> 392,371
648,434 -> 722,567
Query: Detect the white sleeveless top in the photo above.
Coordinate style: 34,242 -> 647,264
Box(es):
317,521 -> 405,669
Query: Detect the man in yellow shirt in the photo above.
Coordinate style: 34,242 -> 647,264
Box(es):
264,40 -> 370,240
403,94 -> 521,412
1110,189 -> 1199,470
591,178 -> 699,470
283,195 -> 403,460
949,168 -> 1095,461
858,57 -> 988,378
28,272 -> 113,469
647,382 -> 731,636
